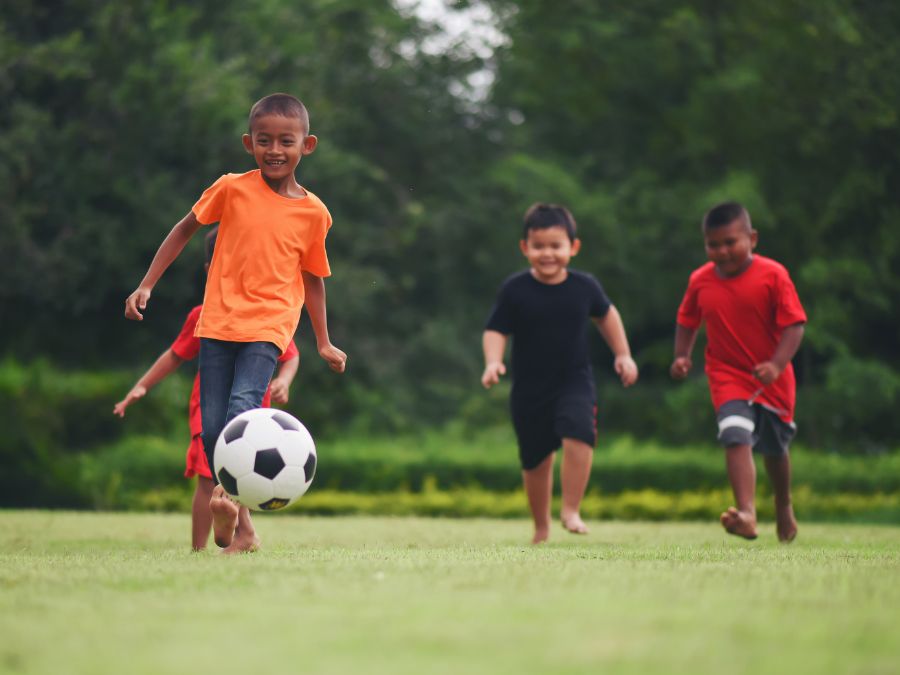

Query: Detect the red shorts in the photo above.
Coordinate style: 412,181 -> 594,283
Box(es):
184,434 -> 212,479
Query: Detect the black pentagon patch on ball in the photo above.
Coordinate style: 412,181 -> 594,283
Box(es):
217,468 -> 239,496
223,418 -> 249,443
259,497 -> 290,511
254,448 -> 285,480
271,411 -> 301,431
303,452 -> 317,483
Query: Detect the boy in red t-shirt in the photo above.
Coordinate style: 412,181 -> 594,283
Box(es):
671,202 -> 806,542
125,94 -> 346,553
114,228 -> 300,551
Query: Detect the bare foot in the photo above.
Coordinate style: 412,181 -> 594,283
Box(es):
222,532 -> 261,555
561,512 -> 589,535
532,526 -> 550,545
720,506 -> 758,540
776,503 -> 798,543
210,486 -> 239,548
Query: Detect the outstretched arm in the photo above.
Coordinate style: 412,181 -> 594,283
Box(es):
593,306 -> 638,387
125,212 -> 204,320
301,271 -> 347,373
753,323 -> 805,385
113,349 -> 184,417
481,330 -> 508,389
269,353 -> 300,404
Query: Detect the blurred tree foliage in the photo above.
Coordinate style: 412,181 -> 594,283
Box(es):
1,0 -> 898,451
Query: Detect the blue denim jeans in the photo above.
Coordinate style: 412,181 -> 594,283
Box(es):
199,338 -> 280,483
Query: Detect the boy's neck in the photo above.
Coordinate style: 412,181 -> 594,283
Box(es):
529,267 -> 569,285
260,172 -> 307,199
715,254 -> 754,279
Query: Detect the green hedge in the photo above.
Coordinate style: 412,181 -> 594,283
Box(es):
44,430 -> 899,514
0,358 -> 191,506
314,431 -> 900,495
3,357 -> 898,509
125,484 -> 900,524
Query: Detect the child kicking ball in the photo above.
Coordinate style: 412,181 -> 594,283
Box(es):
125,94 -> 346,553
114,227 -> 300,551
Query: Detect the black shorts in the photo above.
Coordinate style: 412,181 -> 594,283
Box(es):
511,390 -> 597,470
716,399 -> 796,456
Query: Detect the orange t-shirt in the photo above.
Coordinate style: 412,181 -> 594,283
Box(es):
191,170 -> 332,353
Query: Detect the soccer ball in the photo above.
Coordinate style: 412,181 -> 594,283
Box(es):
213,408 -> 317,511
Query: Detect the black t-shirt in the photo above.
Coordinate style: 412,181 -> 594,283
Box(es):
485,269 -> 611,405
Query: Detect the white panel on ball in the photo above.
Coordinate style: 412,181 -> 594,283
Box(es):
242,417 -> 288,450
276,432 -> 312,466
271,466 -> 310,503
214,438 -> 255,478
236,471 -> 275,507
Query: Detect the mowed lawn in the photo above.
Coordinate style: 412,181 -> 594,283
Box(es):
1,512 -> 898,675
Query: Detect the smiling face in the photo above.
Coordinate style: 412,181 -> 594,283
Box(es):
242,114 -> 317,187
704,217 -> 758,277
519,225 -> 581,284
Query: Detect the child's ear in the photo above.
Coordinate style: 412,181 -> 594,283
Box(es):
571,238 -> 582,256
302,134 -> 318,155
519,239 -> 529,256
750,229 -> 759,250
242,133 -> 253,155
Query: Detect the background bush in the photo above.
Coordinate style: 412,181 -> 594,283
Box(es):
2,358 -> 898,509
2,0 -> 899,452
3,3 -> 899,512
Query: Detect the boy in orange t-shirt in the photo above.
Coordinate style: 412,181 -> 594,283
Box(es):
125,94 -> 347,553
114,228 -> 300,551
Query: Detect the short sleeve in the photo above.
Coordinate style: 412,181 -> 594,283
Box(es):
773,266 -> 807,328
171,307 -> 202,361
676,275 -> 702,330
587,275 -> 612,318
278,339 -> 299,363
192,175 -> 230,225
485,282 -> 515,335
302,210 -> 332,278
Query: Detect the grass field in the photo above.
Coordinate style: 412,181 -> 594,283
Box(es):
2,512 -> 899,675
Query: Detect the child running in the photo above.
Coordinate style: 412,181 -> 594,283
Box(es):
125,93 -> 346,553
114,227 -> 300,551
481,203 -> 638,544
670,201 -> 806,542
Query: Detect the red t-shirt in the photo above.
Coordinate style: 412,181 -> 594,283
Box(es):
676,256 -> 807,421
170,305 -> 299,436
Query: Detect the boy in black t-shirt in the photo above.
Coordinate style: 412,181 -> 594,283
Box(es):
482,203 -> 638,544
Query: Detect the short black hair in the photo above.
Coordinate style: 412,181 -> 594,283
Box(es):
204,226 -> 218,266
523,203 -> 577,241
248,93 -> 309,134
702,201 -> 752,231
